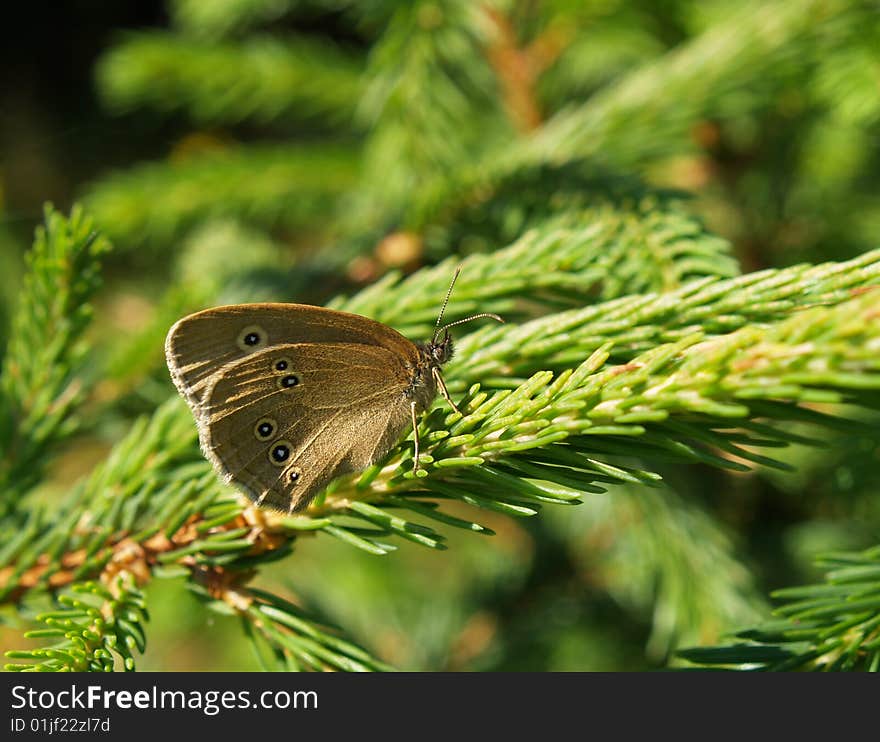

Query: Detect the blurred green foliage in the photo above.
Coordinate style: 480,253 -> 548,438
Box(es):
1,0 -> 879,671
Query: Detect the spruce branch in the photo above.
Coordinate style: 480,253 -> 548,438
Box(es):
96,32 -> 362,126
241,589 -> 393,672
409,164 -> 740,279
523,0 -> 852,168
447,248 -> 880,387
4,574 -> 147,672
0,398 -> 215,604
535,8 -> 663,109
352,0 -> 507,228
168,0 -> 394,39
84,143 -> 358,246
170,0 -> 311,39
679,544 -> 880,671
0,205 -> 110,508
331,203 -> 739,337
405,0 -> 859,231
542,483 -> 765,659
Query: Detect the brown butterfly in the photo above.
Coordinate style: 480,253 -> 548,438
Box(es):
165,270 -> 502,513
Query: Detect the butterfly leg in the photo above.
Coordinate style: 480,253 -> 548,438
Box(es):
410,400 -> 421,473
432,366 -> 461,415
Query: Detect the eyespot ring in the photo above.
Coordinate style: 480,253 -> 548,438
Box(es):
236,324 -> 268,352
277,373 -> 300,390
273,357 -> 293,373
268,440 -> 294,467
254,417 -> 277,441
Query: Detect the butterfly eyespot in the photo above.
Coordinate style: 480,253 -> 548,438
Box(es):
254,418 -> 276,441
269,440 -> 293,466
236,324 -> 268,352
277,374 -> 300,390
288,469 -> 301,484
274,357 -> 292,372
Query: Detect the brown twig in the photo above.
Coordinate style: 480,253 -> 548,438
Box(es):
483,7 -> 571,134
0,505 -> 290,607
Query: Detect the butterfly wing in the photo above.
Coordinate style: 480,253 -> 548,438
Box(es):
165,303 -> 420,410
199,342 -> 417,512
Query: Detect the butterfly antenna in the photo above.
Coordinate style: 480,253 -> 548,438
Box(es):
437,313 -> 504,338
432,266 -> 462,343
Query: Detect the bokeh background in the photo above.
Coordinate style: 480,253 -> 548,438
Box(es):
1,0 -> 879,670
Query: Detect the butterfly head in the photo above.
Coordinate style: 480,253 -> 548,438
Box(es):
424,330 -> 454,367
426,267 -> 504,370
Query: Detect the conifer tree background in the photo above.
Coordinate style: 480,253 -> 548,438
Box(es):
1,0 -> 879,671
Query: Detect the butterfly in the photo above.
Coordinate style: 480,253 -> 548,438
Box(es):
165,270 -> 502,514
